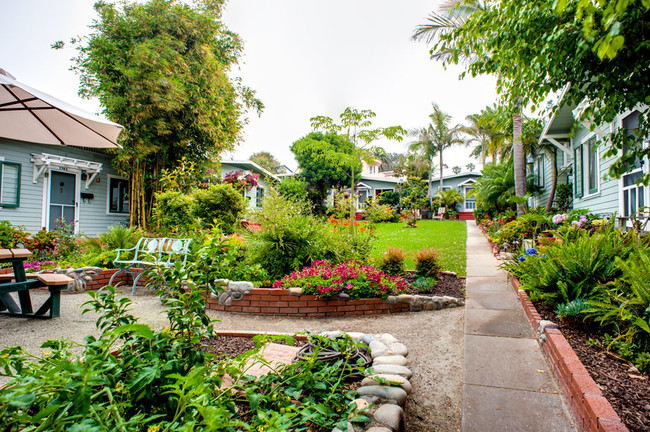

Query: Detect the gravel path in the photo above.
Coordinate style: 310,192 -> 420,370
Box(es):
0,287 -> 464,432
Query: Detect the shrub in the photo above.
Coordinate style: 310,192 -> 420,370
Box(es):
273,260 -> 409,300
153,190 -> 199,234
247,191 -> 329,280
378,247 -> 406,276
364,200 -> 399,223
0,221 -> 29,249
192,183 -> 246,233
276,176 -> 309,202
322,217 -> 375,264
414,248 -> 443,279
412,276 -> 436,293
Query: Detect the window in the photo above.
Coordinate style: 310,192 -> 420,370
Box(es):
108,176 -> 129,214
0,161 -> 21,207
574,146 -> 583,198
621,111 -> 645,217
536,155 -> 545,187
587,137 -> 599,194
255,187 -> 264,208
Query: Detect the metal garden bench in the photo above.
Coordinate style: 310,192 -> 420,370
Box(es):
109,237 -> 193,294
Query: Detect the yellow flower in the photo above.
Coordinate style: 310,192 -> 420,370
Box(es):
147,426 -> 161,432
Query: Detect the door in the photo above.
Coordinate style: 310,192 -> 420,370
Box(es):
49,171 -> 76,230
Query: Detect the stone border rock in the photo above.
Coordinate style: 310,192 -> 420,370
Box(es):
508,275 -> 629,432
317,331 -> 412,432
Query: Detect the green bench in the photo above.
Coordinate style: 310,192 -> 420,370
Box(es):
109,237 -> 193,294
0,248 -> 73,319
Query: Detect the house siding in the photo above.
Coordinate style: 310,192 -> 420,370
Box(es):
571,122 -> 620,216
0,139 -> 128,235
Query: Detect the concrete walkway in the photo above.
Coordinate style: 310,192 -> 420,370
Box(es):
462,221 -> 577,431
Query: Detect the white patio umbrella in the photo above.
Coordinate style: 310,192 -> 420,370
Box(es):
0,69 -> 123,148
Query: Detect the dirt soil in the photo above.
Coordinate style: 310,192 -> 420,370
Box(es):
534,301 -> 650,432
405,273 -> 466,299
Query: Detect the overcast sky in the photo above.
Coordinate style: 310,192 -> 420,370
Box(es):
0,0 -> 498,173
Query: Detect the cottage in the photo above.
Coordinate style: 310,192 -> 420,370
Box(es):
0,70 -> 126,235
537,92 -> 648,224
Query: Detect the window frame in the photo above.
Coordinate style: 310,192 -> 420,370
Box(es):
0,161 -> 21,208
106,175 -> 130,215
255,186 -> 265,208
574,146 -> 583,198
586,136 -> 599,195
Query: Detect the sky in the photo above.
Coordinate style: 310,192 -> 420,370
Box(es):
0,0 -> 498,174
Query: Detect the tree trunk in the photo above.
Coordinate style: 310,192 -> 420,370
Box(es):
545,150 -> 558,212
428,160 -> 434,210
439,151 -> 444,192
513,104 -> 526,214
350,168 -> 356,236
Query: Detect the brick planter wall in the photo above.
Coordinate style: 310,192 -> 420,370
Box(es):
85,268 -> 147,291
206,288 -> 410,317
508,276 -> 629,432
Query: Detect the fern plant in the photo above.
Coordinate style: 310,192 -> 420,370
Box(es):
584,249 -> 650,350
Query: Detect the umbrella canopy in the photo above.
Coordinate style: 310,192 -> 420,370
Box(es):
0,69 -> 123,148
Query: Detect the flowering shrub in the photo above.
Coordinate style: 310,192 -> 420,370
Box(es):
0,221 -> 29,249
273,260 -> 409,300
364,199 -> 399,223
23,261 -> 57,272
222,170 -> 260,192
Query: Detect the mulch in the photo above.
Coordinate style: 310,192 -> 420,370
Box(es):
201,335 -> 305,358
533,301 -> 650,432
405,273 -> 466,299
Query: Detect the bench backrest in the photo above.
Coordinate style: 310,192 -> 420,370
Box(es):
132,237 -> 192,262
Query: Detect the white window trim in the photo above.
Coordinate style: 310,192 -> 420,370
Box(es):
106,174 -> 130,216
617,111 -> 649,225
581,133 -> 601,198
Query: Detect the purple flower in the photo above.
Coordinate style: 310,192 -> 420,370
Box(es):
518,256 -> 526,262
525,248 -> 538,256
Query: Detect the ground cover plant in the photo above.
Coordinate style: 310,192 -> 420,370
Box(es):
370,220 -> 466,275
0,261 -> 370,431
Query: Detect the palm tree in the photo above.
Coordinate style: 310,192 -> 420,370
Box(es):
408,103 -> 465,208
413,1 -> 526,212
464,104 -> 510,164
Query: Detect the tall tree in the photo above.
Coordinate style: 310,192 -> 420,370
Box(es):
423,0 -> 650,185
408,103 -> 465,209
311,108 -> 405,235
249,151 -> 286,174
68,0 -> 262,227
291,132 -> 360,215
413,1 -> 527,207
466,162 -> 476,172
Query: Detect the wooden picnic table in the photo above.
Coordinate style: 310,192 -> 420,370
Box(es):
0,249 -> 72,319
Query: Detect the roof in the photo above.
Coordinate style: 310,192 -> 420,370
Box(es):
220,159 -> 280,181
430,172 -> 482,184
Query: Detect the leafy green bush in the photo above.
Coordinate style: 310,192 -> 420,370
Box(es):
364,199 -> 399,223
153,190 -> 199,234
378,247 -> 406,275
489,212 -> 552,251
192,183 -> 246,233
414,247 -> 443,279
276,176 -> 309,202
273,260 -> 409,300
247,191 -> 329,280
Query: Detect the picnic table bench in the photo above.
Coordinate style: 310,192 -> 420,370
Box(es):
0,248 -> 72,319
109,237 -> 193,294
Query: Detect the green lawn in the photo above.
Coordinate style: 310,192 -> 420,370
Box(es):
370,220 -> 467,276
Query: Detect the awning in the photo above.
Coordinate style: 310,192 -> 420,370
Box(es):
0,69 -> 123,148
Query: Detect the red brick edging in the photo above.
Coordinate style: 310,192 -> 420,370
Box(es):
206,288 -> 410,317
508,275 -> 629,432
